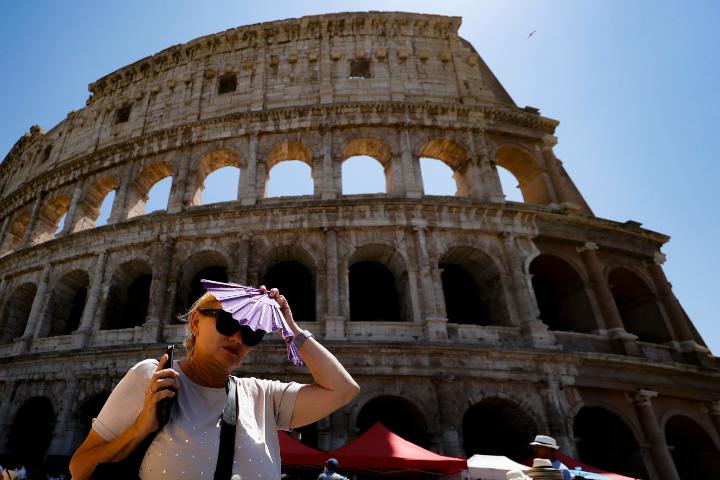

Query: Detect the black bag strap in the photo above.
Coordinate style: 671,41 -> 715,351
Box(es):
214,377 -> 238,480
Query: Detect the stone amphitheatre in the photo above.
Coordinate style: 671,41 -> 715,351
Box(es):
0,11 -> 717,479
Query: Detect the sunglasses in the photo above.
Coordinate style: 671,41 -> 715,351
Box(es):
199,309 -> 266,347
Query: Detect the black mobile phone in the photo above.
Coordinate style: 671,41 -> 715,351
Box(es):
156,345 -> 176,428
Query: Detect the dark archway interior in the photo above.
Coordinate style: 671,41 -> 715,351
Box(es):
78,392 -> 111,438
440,263 -> 488,325
609,268 -> 672,344
349,261 -> 400,322
665,415 -> 720,478
263,261 -> 316,323
530,255 -> 596,333
188,266 -> 228,309
0,283 -> 36,343
574,407 -> 648,478
47,271 -> 89,336
103,262 -> 152,329
7,397 -> 55,468
462,399 -> 536,462
357,395 -> 429,448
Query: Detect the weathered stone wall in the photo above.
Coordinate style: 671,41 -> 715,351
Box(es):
0,12 -> 717,479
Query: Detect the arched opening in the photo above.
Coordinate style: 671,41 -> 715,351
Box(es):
1,209 -> 30,254
42,270 -> 89,337
0,282 -> 36,343
7,396 -> 55,469
440,247 -> 509,326
497,166 -> 524,202
462,399 -> 537,462
200,166 -> 240,205
33,195 -> 70,244
665,415 -> 720,477
341,138 -> 392,194
102,260 -> 152,329
496,146 -> 552,205
349,262 -> 401,322
126,162 -> 174,218
96,189 -> 115,227
573,407 -> 647,478
77,392 -> 111,439
529,254 -> 597,333
263,261 -> 316,323
342,156 -> 386,194
76,177 -> 119,231
357,395 -> 429,448
174,251 -> 229,319
265,141 -> 314,198
420,158 -> 456,196
608,268 -> 672,343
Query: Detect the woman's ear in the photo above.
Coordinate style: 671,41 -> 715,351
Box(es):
190,310 -> 200,336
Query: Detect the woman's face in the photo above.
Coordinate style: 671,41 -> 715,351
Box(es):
191,306 -> 253,371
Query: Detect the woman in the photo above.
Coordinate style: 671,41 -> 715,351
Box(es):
69,286 -> 360,479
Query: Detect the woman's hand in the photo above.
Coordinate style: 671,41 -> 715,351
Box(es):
259,285 -> 298,333
132,353 -> 179,438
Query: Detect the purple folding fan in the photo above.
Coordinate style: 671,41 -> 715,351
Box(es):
201,279 -> 303,367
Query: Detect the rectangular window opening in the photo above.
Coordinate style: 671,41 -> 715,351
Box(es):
218,74 -> 238,94
349,58 -> 371,79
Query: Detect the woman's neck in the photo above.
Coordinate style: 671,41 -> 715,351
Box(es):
182,354 -> 229,388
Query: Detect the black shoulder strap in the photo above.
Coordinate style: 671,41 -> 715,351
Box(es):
214,377 -> 238,480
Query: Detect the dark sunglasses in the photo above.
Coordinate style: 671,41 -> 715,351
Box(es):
199,309 -> 265,347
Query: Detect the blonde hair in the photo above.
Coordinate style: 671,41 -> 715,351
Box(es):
179,292 -> 221,357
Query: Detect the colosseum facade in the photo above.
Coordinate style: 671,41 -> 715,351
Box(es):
0,11 -> 718,479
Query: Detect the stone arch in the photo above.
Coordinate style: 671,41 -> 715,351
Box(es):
664,414 -> 720,477
74,176 -> 120,231
102,258 -> 153,329
0,282 -> 37,343
126,161 -> 174,218
439,245 -> 510,326
264,140 -> 315,198
33,193 -> 71,244
495,145 -> 553,204
174,249 -> 230,316
529,254 -> 598,333
418,138 -> 470,196
41,269 -> 90,337
260,245 -> 317,323
355,394 -> 431,448
573,406 -> 648,478
341,137 -> 393,194
462,397 -> 539,461
7,396 -> 56,469
348,243 -> 412,322
191,148 -> 243,206
608,267 -> 672,343
1,209 -> 31,255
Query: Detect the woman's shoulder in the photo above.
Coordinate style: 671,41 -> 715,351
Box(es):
125,358 -> 159,382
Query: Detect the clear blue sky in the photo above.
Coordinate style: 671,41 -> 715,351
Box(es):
1,1 -> 718,352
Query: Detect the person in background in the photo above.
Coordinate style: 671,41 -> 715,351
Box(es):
529,435 -> 571,480
317,458 -> 349,480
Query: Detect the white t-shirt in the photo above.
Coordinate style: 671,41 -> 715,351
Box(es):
93,359 -> 303,479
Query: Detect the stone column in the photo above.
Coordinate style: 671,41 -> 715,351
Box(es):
78,250 -> 107,347
329,409 -> 348,449
0,215 -> 10,249
17,264 -> 52,352
632,390 -> 680,480
108,162 -> 133,223
146,237 -> 176,342
472,130 -> 505,202
324,228 -> 345,339
319,32 -> 333,104
168,149 -> 193,213
231,234 -> 252,285
540,378 -> 574,456
241,133 -> 259,205
433,379 -> 463,457
20,192 -> 45,248
61,178 -> 86,235
320,128 -> 339,200
413,227 -> 447,340
399,128 -> 423,198
646,256 -> 695,345
0,380 -> 16,454
47,377 -> 81,457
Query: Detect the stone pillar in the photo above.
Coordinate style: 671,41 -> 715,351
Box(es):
329,409 -> 348,449
320,128 -> 339,200
146,237 -> 176,342
472,130 -> 505,202
47,377 -> 81,457
399,128 -> 423,198
108,162 -> 133,223
646,257 -> 695,345
231,234 -> 252,285
250,44 -> 266,111
319,33 -> 333,104
78,250 -> 107,346
540,378 -> 574,456
241,133 -> 259,205
61,178 -> 86,235
324,228 -> 345,339
577,242 -> 641,355
433,379 -> 463,457
0,380 -> 16,454
20,192 -> 45,248
632,390 -> 680,480
413,227 -> 447,340
17,264 -> 52,352
0,215 -> 10,249
168,149 -> 192,213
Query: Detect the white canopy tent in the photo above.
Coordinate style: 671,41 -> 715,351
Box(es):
465,454 -> 529,480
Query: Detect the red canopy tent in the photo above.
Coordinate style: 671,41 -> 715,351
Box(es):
278,431 -> 327,466
554,452 -> 640,480
325,422 -> 466,475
